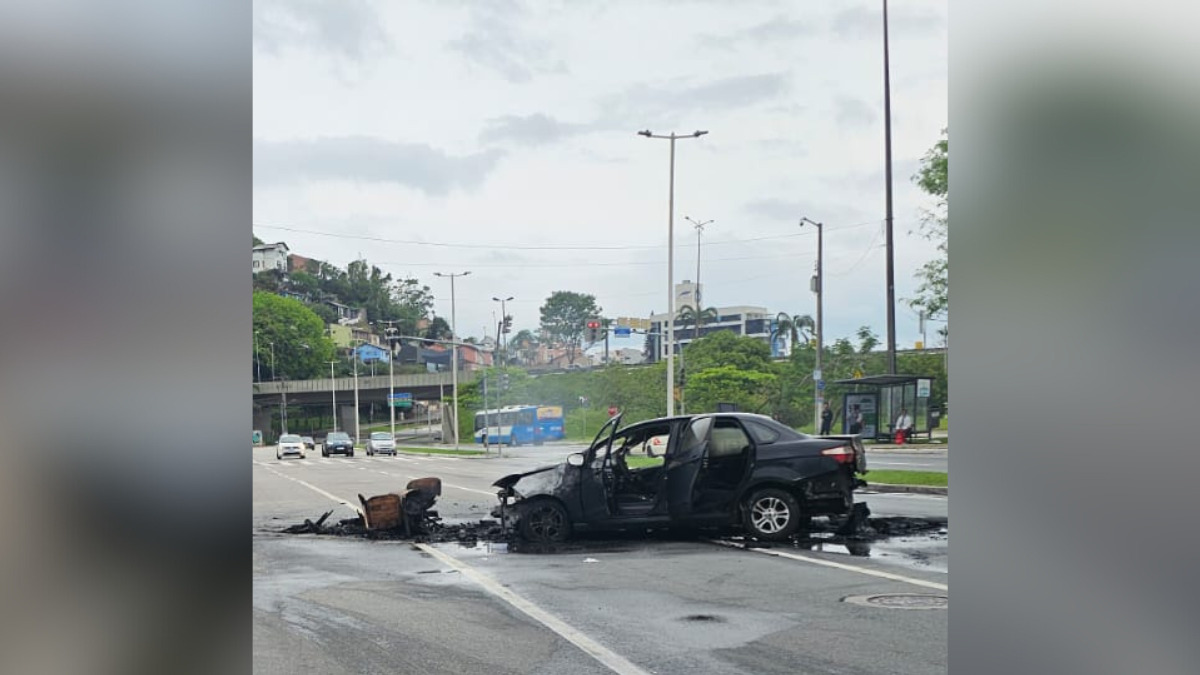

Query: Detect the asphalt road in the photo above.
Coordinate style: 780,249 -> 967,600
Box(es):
864,449 -> 948,474
254,445 -> 947,674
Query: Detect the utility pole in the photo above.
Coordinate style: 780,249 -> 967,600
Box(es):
351,345 -> 360,445
801,217 -> 825,431
883,0 -> 897,374
254,330 -> 262,383
435,271 -> 471,449
639,129 -> 708,416
685,216 -> 713,320
492,296 -> 512,365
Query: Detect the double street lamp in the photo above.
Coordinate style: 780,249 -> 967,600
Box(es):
492,295 -> 513,365
639,129 -> 708,417
434,271 -> 471,449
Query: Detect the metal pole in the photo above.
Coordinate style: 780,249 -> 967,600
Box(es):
254,330 -> 261,383
329,361 -> 338,432
389,327 -> 396,442
801,217 -> 825,431
436,271 -> 471,449
883,0 -> 897,374
353,347 -> 360,445
667,135 -> 676,416
639,129 -> 707,416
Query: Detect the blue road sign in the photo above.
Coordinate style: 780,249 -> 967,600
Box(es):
613,327 -> 632,337
816,380 -> 826,391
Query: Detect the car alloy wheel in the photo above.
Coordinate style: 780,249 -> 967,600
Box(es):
519,499 -> 571,543
745,488 -> 803,541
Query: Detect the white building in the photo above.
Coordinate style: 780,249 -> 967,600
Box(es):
252,242 -> 289,274
646,283 -> 780,360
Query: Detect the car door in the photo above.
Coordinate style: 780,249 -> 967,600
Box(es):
578,414 -> 622,523
665,416 -> 713,519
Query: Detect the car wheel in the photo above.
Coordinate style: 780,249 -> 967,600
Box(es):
744,488 -> 803,541
518,499 -> 572,543
275,451 -> 281,460
348,449 -> 354,457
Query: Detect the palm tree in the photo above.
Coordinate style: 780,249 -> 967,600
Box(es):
677,304 -> 719,341
772,312 -> 816,353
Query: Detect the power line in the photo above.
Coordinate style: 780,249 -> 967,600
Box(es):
253,218 -> 883,253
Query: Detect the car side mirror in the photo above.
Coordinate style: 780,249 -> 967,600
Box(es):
566,453 -> 585,467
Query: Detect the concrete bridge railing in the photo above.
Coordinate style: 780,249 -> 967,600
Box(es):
252,369 -> 476,395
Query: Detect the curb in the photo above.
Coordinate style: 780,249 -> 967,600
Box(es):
863,483 -> 948,495
866,446 -> 948,453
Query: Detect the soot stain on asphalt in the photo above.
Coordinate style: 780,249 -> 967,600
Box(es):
278,513 -> 948,558
682,614 -> 726,623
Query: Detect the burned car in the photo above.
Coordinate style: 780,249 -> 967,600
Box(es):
493,412 -> 867,542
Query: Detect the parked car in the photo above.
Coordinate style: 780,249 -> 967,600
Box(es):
323,431 -> 354,457
366,432 -> 396,456
301,436 -> 316,451
276,434 -> 306,460
493,412 -> 867,543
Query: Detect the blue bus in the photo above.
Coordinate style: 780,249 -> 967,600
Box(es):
473,405 -> 564,446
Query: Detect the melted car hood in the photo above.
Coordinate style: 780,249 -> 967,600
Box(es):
492,464 -> 561,490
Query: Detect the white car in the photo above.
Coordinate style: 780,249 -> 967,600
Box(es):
366,432 -> 396,456
276,434 -> 306,460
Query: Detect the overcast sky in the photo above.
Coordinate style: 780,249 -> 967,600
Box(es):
253,0 -> 947,351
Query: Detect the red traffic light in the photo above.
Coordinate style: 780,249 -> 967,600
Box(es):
586,320 -> 600,329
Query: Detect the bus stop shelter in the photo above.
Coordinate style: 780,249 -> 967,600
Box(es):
832,374 -> 940,442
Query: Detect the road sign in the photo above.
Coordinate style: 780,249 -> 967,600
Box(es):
917,379 -> 931,397
388,392 -> 413,408
817,380 -> 825,391
613,327 -> 632,337
853,369 -> 864,379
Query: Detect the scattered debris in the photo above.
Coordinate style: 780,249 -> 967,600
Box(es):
582,557 -> 599,563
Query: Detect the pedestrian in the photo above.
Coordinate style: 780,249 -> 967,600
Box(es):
896,408 -> 914,444
849,404 -> 864,435
819,401 -> 833,435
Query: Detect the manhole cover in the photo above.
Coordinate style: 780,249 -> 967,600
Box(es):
843,593 -> 948,610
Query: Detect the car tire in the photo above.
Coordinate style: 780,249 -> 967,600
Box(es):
348,449 -> 354,457
276,451 -> 281,460
744,488 -> 803,541
518,499 -> 572,543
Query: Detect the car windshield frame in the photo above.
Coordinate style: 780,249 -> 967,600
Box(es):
370,433 -> 392,440
279,435 -> 302,443
327,433 -> 350,441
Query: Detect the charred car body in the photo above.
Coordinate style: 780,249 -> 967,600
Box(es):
493,413 -> 867,542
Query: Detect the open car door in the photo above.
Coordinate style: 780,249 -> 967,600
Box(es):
578,413 -> 623,523
665,416 -> 713,519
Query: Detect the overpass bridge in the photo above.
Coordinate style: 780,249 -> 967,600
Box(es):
253,370 -> 479,439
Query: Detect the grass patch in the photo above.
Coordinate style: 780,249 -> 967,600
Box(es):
395,446 -> 486,457
866,470 -> 948,487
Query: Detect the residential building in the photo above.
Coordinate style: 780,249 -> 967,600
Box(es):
252,242 -> 289,274
324,300 -> 365,325
327,323 -> 379,349
611,348 -> 646,365
353,343 -> 390,364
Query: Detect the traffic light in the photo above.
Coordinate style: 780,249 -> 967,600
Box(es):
502,315 -> 513,333
586,319 -> 602,343
499,372 -> 510,391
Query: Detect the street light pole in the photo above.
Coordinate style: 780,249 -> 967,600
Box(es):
639,129 -> 708,417
328,360 -> 338,432
375,319 -> 402,443
435,271 -> 471,449
883,0 -> 898,374
492,295 -> 513,365
351,345 -> 360,445
801,217 -> 825,431
254,330 -> 262,383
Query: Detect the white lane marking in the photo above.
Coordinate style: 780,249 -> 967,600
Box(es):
264,469 -> 647,675
870,461 -> 945,469
298,460 -> 313,466
259,464 -> 362,514
710,539 -> 948,591
415,543 -> 651,675
369,467 -> 496,498
863,493 -> 947,500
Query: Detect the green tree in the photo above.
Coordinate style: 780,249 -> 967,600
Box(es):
539,291 -> 601,365
424,316 -> 453,341
252,291 -> 336,380
676,304 -> 718,340
684,331 -> 772,374
856,325 -> 880,353
772,312 -> 816,351
510,328 -> 539,365
909,129 -> 948,327
687,365 -> 778,414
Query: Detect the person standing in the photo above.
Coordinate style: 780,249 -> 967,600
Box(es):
849,404 -> 864,435
819,401 -> 833,435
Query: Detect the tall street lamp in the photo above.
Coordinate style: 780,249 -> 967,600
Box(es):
800,216 -> 825,431
374,319 -> 402,443
883,0 -> 897,373
435,271 -> 471,449
492,296 -> 513,364
638,129 -> 708,417
328,360 -> 338,432
254,330 -> 262,383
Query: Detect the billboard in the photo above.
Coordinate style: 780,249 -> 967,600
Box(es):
842,392 -> 879,438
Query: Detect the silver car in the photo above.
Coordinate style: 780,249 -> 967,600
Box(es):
366,432 -> 396,456
276,434 -> 306,460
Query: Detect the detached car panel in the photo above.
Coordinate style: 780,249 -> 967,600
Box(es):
493,413 -> 868,542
